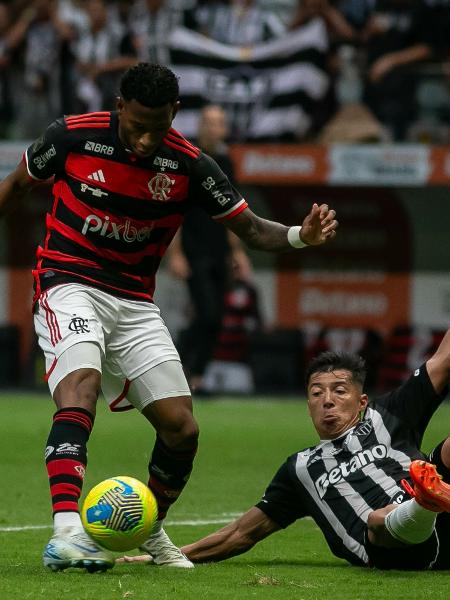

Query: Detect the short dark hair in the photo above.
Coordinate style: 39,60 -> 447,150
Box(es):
305,351 -> 367,389
120,63 -> 179,108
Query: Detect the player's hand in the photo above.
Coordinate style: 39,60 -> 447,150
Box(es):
116,554 -> 153,564
300,203 -> 338,246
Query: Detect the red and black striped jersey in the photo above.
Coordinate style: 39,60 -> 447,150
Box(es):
24,111 -> 248,303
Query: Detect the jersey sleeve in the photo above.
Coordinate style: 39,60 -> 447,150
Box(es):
189,152 -> 248,221
24,118 -> 68,180
255,458 -> 309,528
370,363 -> 448,436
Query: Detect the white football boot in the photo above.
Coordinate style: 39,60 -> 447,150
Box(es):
139,528 -> 194,568
43,526 -> 114,572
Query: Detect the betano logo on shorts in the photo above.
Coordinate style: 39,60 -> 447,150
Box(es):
314,444 -> 388,498
82,214 -> 153,243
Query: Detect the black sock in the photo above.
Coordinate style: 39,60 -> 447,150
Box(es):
148,435 -> 197,520
45,407 -> 94,514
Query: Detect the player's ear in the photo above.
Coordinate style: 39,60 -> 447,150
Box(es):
172,101 -> 180,120
359,394 -> 368,411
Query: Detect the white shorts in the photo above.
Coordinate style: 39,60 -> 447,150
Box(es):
34,284 -> 190,411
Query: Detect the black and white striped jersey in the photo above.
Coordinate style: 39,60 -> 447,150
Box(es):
256,364 -> 448,566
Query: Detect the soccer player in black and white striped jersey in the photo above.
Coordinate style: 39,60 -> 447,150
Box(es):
123,327 -> 450,570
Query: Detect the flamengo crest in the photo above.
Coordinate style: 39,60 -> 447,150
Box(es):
148,173 -> 175,201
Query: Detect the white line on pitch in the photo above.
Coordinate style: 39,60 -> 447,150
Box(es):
0,514 -> 242,533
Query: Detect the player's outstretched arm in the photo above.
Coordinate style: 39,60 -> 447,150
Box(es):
0,161 -> 36,218
181,507 -> 281,563
116,507 -> 281,565
225,203 -> 337,252
426,327 -> 450,394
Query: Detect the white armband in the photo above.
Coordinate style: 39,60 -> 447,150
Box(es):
287,226 -> 307,249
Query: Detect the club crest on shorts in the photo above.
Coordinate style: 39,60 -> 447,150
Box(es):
69,316 -> 90,334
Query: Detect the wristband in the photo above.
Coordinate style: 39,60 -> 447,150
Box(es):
287,226 -> 307,249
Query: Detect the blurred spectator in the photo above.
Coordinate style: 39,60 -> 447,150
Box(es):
0,2 -> 14,136
71,0 -> 136,112
423,0 -> 450,58
58,0 -> 89,34
318,43 -> 387,142
287,0 -> 359,139
288,0 -> 356,42
335,0 -> 376,30
166,105 -> 252,393
201,264 -> 262,395
361,0 -> 435,141
377,325 -> 445,392
130,0 -> 187,64
8,0 -> 73,137
186,0 -> 285,45
256,0 -> 299,26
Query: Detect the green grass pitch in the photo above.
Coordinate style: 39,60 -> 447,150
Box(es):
1,393 -> 450,599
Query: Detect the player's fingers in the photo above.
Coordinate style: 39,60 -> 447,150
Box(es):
116,554 -> 152,564
317,203 -> 329,218
322,220 -> 338,234
321,209 -> 336,226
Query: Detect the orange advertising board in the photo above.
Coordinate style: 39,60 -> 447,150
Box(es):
267,187 -> 412,334
231,144 -> 450,186
277,271 -> 410,333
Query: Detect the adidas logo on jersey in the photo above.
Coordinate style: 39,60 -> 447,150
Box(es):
85,141 -> 114,155
88,169 -> 105,182
314,444 -> 388,498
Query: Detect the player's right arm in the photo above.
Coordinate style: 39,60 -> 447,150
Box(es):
0,161 -> 37,218
0,118 -> 66,219
181,507 -> 281,563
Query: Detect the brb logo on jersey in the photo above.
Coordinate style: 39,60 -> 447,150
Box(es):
314,444 -> 388,498
84,141 -> 114,155
82,214 -> 153,243
153,156 -> 179,170
148,173 -> 175,201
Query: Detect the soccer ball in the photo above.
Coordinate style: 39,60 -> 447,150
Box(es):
81,476 -> 158,551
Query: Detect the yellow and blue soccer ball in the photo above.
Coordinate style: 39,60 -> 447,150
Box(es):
81,476 -> 158,551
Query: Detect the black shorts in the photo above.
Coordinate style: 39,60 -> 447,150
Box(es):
366,439 -> 450,570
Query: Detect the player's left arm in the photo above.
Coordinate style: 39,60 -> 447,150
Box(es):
191,153 -> 337,252
116,507 -> 280,565
225,202 -> 338,251
181,507 -> 281,563
425,328 -> 450,394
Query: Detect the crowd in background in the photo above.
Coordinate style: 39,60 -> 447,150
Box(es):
0,0 -> 449,142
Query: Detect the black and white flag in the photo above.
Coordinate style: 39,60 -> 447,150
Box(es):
169,18 -> 330,141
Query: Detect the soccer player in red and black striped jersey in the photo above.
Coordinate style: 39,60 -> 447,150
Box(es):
0,63 -> 337,572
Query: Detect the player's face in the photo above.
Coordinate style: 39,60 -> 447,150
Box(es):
117,98 -> 179,158
307,370 -> 368,440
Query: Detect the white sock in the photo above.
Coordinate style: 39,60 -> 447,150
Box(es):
54,511 -> 83,531
151,519 -> 163,536
384,499 -> 437,544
